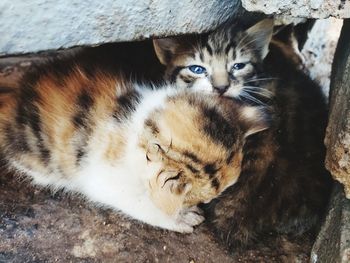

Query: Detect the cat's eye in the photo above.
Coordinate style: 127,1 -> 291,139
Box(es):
232,63 -> 246,70
188,65 -> 206,74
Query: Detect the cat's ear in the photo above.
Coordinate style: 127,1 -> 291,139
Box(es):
240,106 -> 271,138
153,38 -> 181,65
153,36 -> 195,65
242,19 -> 274,59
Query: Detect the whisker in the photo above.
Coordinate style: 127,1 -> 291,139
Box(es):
243,89 -> 272,99
243,77 -> 279,84
236,32 -> 252,49
242,86 -> 274,96
240,91 -> 267,106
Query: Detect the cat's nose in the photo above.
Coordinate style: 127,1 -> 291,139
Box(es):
213,85 -> 229,95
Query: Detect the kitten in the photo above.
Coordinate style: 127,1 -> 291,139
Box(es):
0,53 -> 269,233
153,19 -> 332,247
153,19 -> 274,101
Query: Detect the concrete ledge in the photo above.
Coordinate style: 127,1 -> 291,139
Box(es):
0,0 -> 247,56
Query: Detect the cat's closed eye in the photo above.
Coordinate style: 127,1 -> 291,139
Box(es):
155,170 -> 191,196
162,171 -> 182,188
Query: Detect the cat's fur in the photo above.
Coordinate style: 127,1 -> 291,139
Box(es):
154,19 -> 332,247
0,53 -> 270,233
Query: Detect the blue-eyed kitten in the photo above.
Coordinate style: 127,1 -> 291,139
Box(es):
153,19 -> 274,102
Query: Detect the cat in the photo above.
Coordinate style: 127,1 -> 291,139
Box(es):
153,19 -> 332,248
0,52 -> 270,233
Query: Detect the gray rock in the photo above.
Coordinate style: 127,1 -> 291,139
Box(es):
311,183 -> 350,263
311,18 -> 350,263
325,19 -> 350,198
242,0 -> 350,19
0,0 -> 249,56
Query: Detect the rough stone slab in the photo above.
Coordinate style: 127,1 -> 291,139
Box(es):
325,19 -> 350,198
311,183 -> 350,263
0,0 -> 248,56
242,0 -> 350,19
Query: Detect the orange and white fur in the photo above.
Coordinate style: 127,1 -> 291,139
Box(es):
0,57 -> 269,232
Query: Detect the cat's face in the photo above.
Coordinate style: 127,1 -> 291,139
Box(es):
141,92 -> 270,215
153,19 -> 273,101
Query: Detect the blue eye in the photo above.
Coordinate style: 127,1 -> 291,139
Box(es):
232,63 -> 246,70
188,65 -> 206,74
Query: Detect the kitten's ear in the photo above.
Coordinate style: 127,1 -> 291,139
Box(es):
243,19 -> 274,59
153,35 -> 195,65
153,38 -> 181,65
240,106 -> 271,138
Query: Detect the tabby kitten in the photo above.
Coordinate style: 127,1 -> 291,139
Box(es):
0,53 -> 270,233
153,19 -> 274,101
154,19 -> 332,247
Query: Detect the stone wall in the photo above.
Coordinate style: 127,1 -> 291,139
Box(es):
325,19 -> 350,198
310,19 -> 350,263
0,0 -> 250,56
242,0 -> 350,19
311,183 -> 350,263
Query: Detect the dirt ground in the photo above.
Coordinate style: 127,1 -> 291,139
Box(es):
1,171 -> 313,263
0,19 -> 342,262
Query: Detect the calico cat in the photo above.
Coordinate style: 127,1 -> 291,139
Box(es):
153,19 -> 332,247
0,53 -> 270,233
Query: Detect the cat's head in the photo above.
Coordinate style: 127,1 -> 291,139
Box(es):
153,19 -> 274,102
141,92 -> 270,216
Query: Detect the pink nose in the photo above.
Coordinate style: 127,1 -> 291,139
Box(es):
213,85 -> 229,95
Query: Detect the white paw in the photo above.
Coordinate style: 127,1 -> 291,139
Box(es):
173,206 -> 205,233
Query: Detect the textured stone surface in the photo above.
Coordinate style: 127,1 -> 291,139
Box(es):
0,0 -> 249,56
242,0 -> 350,19
311,183 -> 350,263
302,18 -> 343,96
325,19 -> 350,198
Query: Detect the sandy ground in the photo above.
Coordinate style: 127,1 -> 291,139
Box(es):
0,19 -> 343,262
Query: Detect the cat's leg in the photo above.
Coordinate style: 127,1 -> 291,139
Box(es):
121,195 -> 204,233
147,169 -> 205,232
75,169 -> 204,233
204,195 -> 256,249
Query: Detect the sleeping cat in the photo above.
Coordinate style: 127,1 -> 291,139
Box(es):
153,19 -> 332,247
0,54 -> 270,233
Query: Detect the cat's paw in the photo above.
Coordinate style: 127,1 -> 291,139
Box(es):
174,206 -> 205,233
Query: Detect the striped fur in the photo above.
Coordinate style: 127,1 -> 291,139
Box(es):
153,19 -> 274,104
155,19 -> 333,248
0,55 -> 269,233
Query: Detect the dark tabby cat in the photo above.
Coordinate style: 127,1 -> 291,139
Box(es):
153,19 -> 332,248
